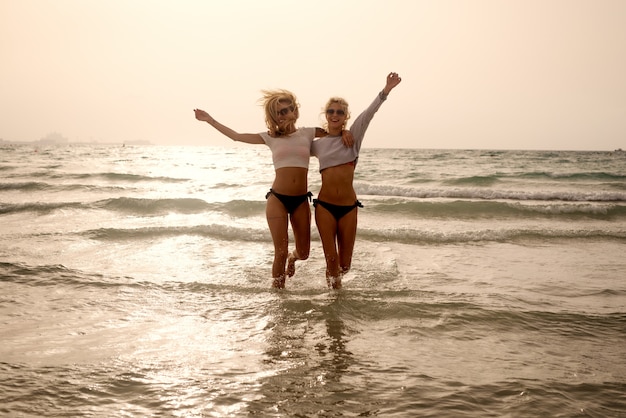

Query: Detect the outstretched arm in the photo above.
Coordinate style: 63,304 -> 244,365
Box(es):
194,109 -> 264,144
382,72 -> 402,96
345,72 -> 402,150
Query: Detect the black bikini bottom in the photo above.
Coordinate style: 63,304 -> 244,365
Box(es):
266,189 -> 312,215
313,199 -> 363,221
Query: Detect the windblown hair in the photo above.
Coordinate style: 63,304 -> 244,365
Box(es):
322,97 -> 351,131
260,89 -> 300,137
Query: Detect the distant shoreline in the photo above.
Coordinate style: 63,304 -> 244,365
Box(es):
0,139 -> 152,146
0,139 -> 622,153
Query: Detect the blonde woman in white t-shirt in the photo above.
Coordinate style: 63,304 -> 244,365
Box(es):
311,72 -> 402,289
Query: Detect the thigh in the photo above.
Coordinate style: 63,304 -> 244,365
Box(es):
289,201 -> 311,249
337,209 -> 358,266
266,195 -> 289,250
315,205 -> 339,257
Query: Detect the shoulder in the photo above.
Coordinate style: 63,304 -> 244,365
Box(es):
293,127 -> 316,142
258,131 -> 274,144
297,127 -> 316,136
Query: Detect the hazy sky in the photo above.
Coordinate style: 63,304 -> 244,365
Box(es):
2,0 -> 625,150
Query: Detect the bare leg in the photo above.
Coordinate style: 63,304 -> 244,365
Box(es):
337,208 -> 358,276
266,196 -> 289,288
315,205 -> 341,287
286,200 -> 311,277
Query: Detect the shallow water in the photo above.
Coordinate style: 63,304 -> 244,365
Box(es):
1,144 -> 625,416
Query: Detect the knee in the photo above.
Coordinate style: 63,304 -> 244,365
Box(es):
294,238 -> 310,261
295,248 -> 309,261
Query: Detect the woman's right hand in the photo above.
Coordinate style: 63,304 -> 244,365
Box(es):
194,109 -> 214,124
341,130 -> 355,147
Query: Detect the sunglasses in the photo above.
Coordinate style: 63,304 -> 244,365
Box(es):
277,105 -> 295,116
326,109 -> 346,116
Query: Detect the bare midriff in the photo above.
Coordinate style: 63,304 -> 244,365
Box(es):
318,163 -> 356,205
271,167 -> 309,195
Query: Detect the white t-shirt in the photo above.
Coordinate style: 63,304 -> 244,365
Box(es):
259,127 -> 315,170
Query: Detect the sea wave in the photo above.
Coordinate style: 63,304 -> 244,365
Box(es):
0,182 -> 51,191
73,223 -> 626,245
517,171 -> 626,181
0,198 -> 266,217
93,197 -> 266,217
3,195 -> 625,224
299,294 -> 626,335
443,176 -> 501,186
98,197 -> 266,217
0,181 -> 125,193
0,261 -> 107,287
82,224 -> 269,242
357,227 -> 626,244
0,261 -> 158,289
0,201 -> 85,215
1,172 -> 188,183
47,172 -> 190,183
95,197 -> 213,215
366,200 -> 626,220
356,183 -> 626,202
441,171 -> 626,186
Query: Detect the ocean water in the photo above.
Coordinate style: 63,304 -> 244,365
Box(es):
1,143 -> 625,417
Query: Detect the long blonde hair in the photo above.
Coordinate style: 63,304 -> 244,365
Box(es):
322,97 -> 350,131
260,89 -> 300,137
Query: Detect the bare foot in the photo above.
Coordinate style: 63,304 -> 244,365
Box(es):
272,275 -> 285,289
286,253 -> 297,278
327,275 -> 342,290
333,277 -> 342,289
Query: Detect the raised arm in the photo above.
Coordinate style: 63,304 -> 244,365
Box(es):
346,72 -> 402,152
194,109 -> 264,144
382,72 -> 402,96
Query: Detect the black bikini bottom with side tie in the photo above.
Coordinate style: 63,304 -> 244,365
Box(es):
266,189 -> 313,215
313,199 -> 363,221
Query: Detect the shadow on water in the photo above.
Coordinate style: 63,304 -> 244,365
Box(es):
245,291 -> 384,416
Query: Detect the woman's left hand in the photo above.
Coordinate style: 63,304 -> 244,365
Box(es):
384,72 -> 402,94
